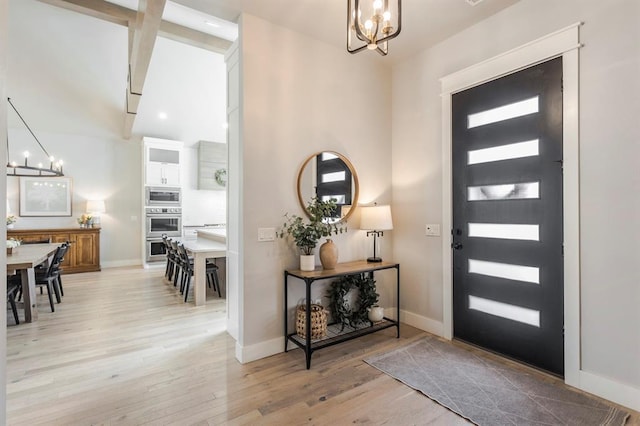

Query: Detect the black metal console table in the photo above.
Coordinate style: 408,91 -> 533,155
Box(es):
284,260 -> 400,369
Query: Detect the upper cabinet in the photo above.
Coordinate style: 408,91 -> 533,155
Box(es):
144,137 -> 183,186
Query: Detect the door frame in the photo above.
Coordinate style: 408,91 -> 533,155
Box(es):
440,23 -> 582,386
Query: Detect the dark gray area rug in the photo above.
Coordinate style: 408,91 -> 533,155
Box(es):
366,336 -> 629,425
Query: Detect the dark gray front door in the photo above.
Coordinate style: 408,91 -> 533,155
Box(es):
452,57 -> 564,376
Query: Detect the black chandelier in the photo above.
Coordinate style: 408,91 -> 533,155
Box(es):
347,0 -> 402,56
6,97 -> 64,177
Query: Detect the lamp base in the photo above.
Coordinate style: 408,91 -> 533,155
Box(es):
367,257 -> 383,263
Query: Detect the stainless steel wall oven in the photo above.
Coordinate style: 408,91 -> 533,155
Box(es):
145,187 -> 181,206
145,207 -> 182,238
146,239 -> 168,262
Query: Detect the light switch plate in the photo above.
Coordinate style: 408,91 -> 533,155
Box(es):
425,224 -> 441,237
258,227 -> 276,242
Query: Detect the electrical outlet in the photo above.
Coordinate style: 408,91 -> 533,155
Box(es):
258,227 -> 276,242
425,224 -> 441,237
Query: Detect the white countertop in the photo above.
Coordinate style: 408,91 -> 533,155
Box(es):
196,228 -> 226,243
181,237 -> 226,254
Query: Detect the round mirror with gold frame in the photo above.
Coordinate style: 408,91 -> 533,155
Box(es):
297,151 -> 359,223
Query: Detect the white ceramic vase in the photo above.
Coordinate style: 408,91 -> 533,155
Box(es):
300,254 -> 315,271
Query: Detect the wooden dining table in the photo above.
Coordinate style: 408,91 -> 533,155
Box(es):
6,243 -> 59,322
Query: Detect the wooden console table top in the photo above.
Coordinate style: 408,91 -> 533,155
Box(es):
286,260 -> 398,280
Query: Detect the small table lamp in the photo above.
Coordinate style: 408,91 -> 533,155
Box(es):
86,200 -> 106,226
360,204 -> 393,263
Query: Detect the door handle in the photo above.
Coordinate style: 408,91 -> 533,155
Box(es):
452,242 -> 463,250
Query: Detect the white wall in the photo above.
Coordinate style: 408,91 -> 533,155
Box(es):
236,14 -> 393,356
7,0 -> 228,266
7,0 -> 127,138
392,0 -> 640,402
133,36 -> 228,144
1,0 -> 8,421
6,129 -> 142,266
182,144 -> 226,226
7,0 -> 142,266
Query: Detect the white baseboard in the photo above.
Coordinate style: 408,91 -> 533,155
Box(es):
233,310 -> 439,364
227,323 -> 238,341
579,370 -> 640,412
235,336 -> 284,364
102,259 -> 142,269
398,309 -> 444,337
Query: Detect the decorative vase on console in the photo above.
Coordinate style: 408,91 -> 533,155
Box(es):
319,239 -> 338,269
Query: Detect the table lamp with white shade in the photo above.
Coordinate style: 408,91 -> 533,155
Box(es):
86,200 -> 106,226
360,204 -> 393,263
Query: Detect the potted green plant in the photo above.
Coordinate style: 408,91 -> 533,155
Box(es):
77,214 -> 93,228
6,237 -> 21,255
6,214 -> 17,229
279,197 -> 345,271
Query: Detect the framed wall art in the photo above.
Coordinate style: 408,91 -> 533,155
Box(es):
19,177 -> 72,217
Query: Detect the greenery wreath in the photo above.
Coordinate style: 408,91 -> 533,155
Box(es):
214,168 -> 227,187
327,273 -> 379,330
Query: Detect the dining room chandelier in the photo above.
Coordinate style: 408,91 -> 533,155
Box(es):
347,0 -> 401,56
6,97 -> 64,177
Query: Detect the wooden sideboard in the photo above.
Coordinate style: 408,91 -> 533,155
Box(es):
8,227 -> 101,274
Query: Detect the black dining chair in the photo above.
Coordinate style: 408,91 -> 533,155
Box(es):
163,235 -> 179,282
206,260 -> 222,298
6,278 -> 21,325
15,244 -> 66,312
178,244 -> 220,302
53,242 -> 70,297
170,240 -> 184,287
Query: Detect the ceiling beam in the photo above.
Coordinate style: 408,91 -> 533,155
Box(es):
159,20 -> 231,54
129,0 -> 165,94
123,0 -> 166,139
38,0 -> 134,26
37,0 -> 232,53
38,0 -> 233,139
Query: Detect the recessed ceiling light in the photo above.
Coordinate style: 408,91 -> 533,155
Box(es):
221,122 -> 229,129
466,0 -> 484,5
205,21 -> 220,28
158,112 -> 168,120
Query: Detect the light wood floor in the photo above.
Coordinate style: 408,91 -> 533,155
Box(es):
6,267 -> 639,425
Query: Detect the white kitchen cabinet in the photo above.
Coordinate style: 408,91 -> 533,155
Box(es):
146,160 -> 180,186
144,139 -> 183,186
